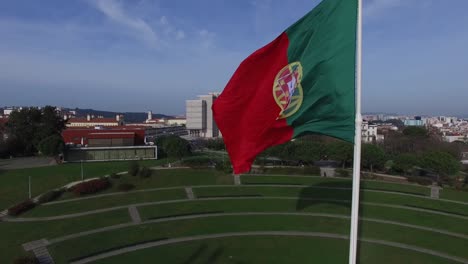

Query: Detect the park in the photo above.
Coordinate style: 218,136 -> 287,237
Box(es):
1,157 -> 467,264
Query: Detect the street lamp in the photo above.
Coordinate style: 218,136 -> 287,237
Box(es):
81,160 -> 84,181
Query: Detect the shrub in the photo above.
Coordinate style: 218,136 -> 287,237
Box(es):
13,256 -> 40,264
407,176 -> 433,186
37,190 -> 63,204
117,183 -> 135,192
71,178 -> 110,196
110,172 -> 120,179
336,168 -> 350,177
139,166 -> 152,178
8,200 -> 36,216
128,160 -> 140,176
181,156 -> 213,168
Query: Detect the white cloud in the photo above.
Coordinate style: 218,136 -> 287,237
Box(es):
175,30 -> 185,40
92,0 -> 159,47
198,29 -> 216,48
160,16 -> 168,25
364,0 -> 405,18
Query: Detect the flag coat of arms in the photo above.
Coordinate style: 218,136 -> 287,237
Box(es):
213,0 -> 358,174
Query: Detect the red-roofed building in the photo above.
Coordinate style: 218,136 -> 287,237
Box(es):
62,127 -> 145,147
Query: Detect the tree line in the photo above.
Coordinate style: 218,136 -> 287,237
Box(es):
0,106 -> 65,158
199,127 -> 466,181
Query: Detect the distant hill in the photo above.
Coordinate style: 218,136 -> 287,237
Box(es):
69,108 -> 173,123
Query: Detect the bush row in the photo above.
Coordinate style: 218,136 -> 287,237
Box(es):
254,166 -> 321,176
181,156 -> 214,168
37,189 -> 64,204
8,200 -> 36,216
71,178 -> 110,196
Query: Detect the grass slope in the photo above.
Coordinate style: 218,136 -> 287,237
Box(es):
0,159 -> 170,209
0,209 -> 130,263
92,236 -> 457,264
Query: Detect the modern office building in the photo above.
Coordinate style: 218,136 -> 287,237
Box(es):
186,93 -> 221,138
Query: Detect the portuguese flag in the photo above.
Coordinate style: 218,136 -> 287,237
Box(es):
213,0 -> 357,174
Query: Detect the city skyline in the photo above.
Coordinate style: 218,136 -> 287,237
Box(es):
1,0 -> 467,116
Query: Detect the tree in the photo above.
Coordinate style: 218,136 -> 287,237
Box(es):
37,135 -> 64,156
204,138 -> 226,150
6,106 -> 65,156
361,144 -> 386,172
6,108 -> 42,155
326,141 -> 353,168
128,160 -> 140,176
421,151 -> 460,181
393,153 -> 420,176
0,137 -> 8,158
403,127 -> 428,137
154,135 -> 191,159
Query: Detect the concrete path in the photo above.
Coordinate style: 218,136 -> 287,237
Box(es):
69,231 -> 468,264
234,175 -> 241,185
185,187 -> 195,200
5,196 -> 468,222
128,206 -> 141,224
22,239 -> 54,264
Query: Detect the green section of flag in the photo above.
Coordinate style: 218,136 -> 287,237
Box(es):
285,0 -> 357,143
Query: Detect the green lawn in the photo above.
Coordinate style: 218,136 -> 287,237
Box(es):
441,188 -> 468,203
241,175 -> 431,196
92,236 -> 457,264
0,209 -> 131,264
138,199 -> 468,235
0,159 -> 171,209
22,188 -> 186,217
57,168 -> 233,201
49,215 -> 351,263
194,186 -> 468,216
48,215 -> 468,263
2,169 -> 468,264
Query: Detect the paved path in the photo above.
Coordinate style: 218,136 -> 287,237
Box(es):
22,239 -> 54,264
5,196 -> 468,222
185,187 -> 195,200
69,231 -> 468,264
234,175 -> 241,185
0,157 -> 55,170
32,246 -> 55,264
128,206 -> 141,224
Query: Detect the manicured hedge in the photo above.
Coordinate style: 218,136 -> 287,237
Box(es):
181,156 -> 214,168
8,200 -> 36,216
260,166 -> 321,176
407,176 -> 433,186
71,178 -> 110,196
110,172 -> 120,179
336,169 -> 350,177
37,189 -> 63,204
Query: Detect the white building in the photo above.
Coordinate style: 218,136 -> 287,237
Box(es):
186,93 -> 221,138
362,121 -> 384,143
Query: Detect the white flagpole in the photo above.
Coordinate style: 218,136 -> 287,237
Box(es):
348,0 -> 363,263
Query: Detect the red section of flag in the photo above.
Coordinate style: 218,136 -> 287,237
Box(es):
212,33 -> 293,174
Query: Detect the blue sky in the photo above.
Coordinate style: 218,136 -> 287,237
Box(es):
0,0 -> 467,116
